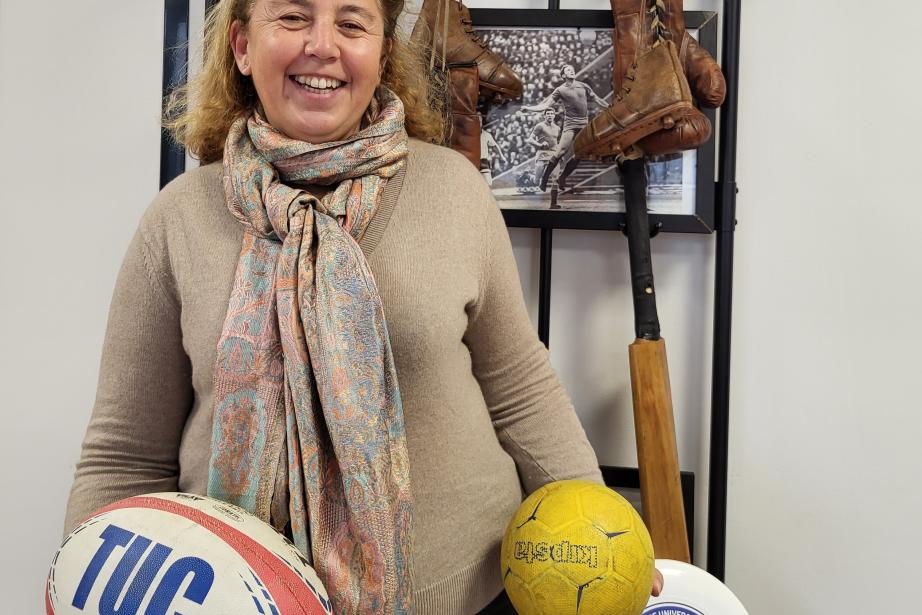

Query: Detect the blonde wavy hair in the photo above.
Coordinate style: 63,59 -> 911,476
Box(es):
164,0 -> 446,164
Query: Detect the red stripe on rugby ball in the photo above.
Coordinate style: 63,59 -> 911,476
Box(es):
45,576 -> 56,615
91,496 -> 327,615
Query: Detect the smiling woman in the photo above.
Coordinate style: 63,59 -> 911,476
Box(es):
65,0 -> 608,613
165,0 -> 445,161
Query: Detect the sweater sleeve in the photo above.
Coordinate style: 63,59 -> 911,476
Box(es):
63,207 -> 194,535
464,193 -> 603,495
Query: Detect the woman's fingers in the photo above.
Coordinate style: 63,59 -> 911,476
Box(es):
651,567 -> 664,596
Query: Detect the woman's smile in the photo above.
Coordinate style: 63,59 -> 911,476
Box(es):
290,74 -> 346,94
287,73 -> 348,105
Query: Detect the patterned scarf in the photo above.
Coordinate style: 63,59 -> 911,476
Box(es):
207,88 -> 413,614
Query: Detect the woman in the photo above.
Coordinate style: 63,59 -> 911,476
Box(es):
65,0 -> 660,612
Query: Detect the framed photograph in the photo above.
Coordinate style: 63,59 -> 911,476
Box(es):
470,9 -> 718,233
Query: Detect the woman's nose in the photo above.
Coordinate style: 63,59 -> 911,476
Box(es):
304,22 -> 340,59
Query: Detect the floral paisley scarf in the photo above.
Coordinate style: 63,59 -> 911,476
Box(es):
207,88 -> 413,614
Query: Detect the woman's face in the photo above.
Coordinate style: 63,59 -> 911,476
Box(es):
230,0 -> 387,143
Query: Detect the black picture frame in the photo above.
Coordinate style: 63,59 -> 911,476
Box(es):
160,0 -> 189,190
471,9 -> 718,234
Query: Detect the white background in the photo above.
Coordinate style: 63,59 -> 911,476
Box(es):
2,0 -> 921,612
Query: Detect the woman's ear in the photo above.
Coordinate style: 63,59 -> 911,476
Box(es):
229,20 -> 252,76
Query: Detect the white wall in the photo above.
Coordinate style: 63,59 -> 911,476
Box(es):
726,1 -> 922,611
0,0 -> 164,602
2,0 -> 921,613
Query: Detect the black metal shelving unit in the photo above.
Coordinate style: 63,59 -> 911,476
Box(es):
499,1 -> 742,580
707,0 -> 742,582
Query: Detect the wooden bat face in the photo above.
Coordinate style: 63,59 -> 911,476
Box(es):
630,337 -> 690,562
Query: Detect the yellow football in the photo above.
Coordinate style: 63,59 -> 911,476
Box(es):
500,479 -> 655,615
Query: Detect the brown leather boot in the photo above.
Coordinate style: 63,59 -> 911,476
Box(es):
574,40 -> 695,161
604,0 -> 716,157
610,0 -> 724,107
411,0 -> 523,101
445,62 -> 481,167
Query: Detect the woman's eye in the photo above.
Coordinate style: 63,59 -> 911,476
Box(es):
280,14 -> 307,24
341,22 -> 365,31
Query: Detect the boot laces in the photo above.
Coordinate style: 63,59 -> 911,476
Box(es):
425,0 -> 450,72
648,0 -> 670,44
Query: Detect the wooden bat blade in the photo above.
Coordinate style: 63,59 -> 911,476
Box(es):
630,336 -> 691,563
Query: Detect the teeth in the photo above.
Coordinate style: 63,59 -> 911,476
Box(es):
294,75 -> 341,89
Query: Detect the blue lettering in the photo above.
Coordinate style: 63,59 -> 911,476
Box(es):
102,539 -> 172,615
72,524 -> 134,610
145,556 -> 214,615
70,524 -> 216,615
98,533 -> 156,615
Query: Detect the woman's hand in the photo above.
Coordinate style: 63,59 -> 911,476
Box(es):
652,567 -> 664,597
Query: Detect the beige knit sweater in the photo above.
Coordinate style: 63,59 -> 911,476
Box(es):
65,140 -> 602,614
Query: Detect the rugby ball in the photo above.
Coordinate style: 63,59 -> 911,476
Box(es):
46,493 -> 332,615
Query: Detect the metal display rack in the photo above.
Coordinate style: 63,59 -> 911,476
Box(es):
159,0 -> 740,581
707,0 -> 741,582
492,1 -> 741,579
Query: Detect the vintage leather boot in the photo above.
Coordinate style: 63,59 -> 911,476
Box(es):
411,0 -> 523,101
604,0 -> 715,156
574,40 -> 695,161
445,62 -> 481,167
611,0 -> 724,107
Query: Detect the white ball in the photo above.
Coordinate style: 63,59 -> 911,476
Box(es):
644,559 -> 750,615
46,493 -> 332,615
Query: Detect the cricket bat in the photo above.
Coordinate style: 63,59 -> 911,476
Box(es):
621,157 -> 690,563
